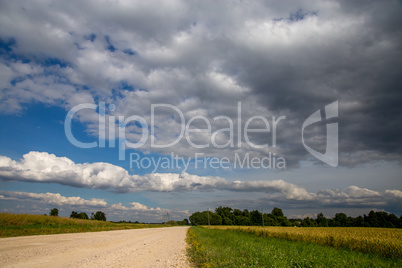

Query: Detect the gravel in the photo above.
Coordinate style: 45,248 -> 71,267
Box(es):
0,226 -> 190,267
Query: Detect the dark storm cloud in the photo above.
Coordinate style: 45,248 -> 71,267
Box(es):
218,0 -> 402,166
0,0 -> 401,167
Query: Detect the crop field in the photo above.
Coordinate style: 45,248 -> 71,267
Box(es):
187,227 -> 402,267
0,213 -> 167,237
206,226 -> 402,258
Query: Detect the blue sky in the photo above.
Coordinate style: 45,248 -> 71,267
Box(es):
0,0 -> 401,222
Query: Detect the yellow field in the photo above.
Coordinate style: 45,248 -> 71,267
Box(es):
206,226 -> 402,258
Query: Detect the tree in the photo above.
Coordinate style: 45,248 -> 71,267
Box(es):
207,211 -> 222,225
316,213 -> 329,227
242,209 -> 250,218
176,218 -> 190,226
271,207 -> 284,218
215,207 -> 234,225
91,211 -> 106,221
70,211 -> 79,219
215,206 -> 233,218
388,213 -> 401,228
353,215 -> 364,227
50,208 -> 59,216
334,213 -> 348,227
264,214 -> 278,226
301,217 -> 316,227
250,210 -> 262,226
289,218 -> 301,227
79,212 -> 89,220
222,216 -> 233,225
71,211 -> 89,220
186,207 -> 402,228
365,211 -> 379,227
189,211 -> 222,225
235,215 -> 252,226
277,216 -> 292,226
189,212 -> 207,225
233,209 -> 242,216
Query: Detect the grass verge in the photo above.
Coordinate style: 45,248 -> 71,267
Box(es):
187,226 -> 402,267
0,213 -> 168,238
207,226 -> 402,259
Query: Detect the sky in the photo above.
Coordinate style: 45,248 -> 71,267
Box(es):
0,0 -> 401,222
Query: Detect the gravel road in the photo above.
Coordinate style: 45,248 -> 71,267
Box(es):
0,226 -> 190,267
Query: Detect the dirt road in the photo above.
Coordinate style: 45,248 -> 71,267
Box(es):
0,226 -> 190,267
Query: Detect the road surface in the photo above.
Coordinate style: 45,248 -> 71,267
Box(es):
0,226 -> 190,267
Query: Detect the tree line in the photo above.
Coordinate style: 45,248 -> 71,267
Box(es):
189,206 -> 402,228
48,208 -> 107,221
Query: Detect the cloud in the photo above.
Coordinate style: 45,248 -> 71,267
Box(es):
0,151 -> 311,199
203,185 -> 402,216
385,189 -> 402,199
315,186 -> 385,207
0,190 -> 189,221
1,151 -> 401,216
255,185 -> 402,210
0,0 -> 401,167
1,151 -> 401,215
110,202 -> 162,212
0,191 -> 107,207
224,180 -> 313,200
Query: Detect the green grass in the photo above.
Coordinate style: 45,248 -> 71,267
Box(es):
0,213 -> 168,238
207,226 -> 402,258
187,227 -> 402,268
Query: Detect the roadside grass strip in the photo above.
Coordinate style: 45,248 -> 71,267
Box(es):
206,226 -> 402,259
187,226 -> 402,267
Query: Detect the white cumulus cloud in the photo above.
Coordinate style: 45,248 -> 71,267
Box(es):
0,191 -> 107,207
0,151 -> 310,199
